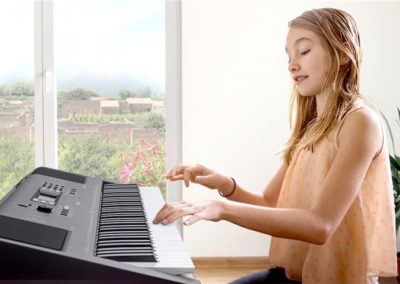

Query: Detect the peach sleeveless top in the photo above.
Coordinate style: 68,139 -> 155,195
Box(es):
268,104 -> 397,283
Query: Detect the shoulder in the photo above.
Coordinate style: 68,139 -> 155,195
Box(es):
337,106 -> 382,156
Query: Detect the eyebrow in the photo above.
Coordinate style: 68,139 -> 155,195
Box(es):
285,37 -> 312,53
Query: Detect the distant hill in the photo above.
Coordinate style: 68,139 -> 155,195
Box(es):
57,74 -> 165,98
1,70 -> 165,98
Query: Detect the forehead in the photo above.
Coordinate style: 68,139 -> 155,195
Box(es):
285,27 -> 320,51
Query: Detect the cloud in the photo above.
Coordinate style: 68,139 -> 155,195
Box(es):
0,0 -> 165,92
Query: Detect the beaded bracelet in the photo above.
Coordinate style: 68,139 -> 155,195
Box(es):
218,177 -> 236,198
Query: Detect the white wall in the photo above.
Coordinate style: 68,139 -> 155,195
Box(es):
180,0 -> 400,257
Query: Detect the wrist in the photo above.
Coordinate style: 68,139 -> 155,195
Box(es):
218,199 -> 230,221
218,176 -> 236,198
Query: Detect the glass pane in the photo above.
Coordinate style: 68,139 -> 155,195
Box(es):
54,0 -> 166,196
0,0 -> 35,199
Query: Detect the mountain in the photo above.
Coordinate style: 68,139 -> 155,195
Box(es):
57,74 -> 164,97
1,69 -> 164,98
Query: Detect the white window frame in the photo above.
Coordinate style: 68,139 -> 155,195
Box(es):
34,0 -> 57,168
166,0 -> 182,204
33,0 -> 182,205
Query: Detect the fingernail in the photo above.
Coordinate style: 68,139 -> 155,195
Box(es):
184,221 -> 189,225
153,219 -> 157,224
162,220 -> 168,225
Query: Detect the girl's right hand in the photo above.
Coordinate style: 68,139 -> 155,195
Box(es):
166,164 -> 232,192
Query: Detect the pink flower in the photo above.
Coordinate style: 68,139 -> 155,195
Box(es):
120,165 -> 132,183
131,151 -> 139,161
128,162 -> 136,169
138,151 -> 145,161
122,153 -> 128,162
140,139 -> 147,147
150,145 -> 159,154
143,163 -> 151,174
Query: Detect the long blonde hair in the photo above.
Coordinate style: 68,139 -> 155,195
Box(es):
283,8 -> 363,164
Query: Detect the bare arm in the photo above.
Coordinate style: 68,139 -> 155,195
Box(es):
220,109 -> 382,244
166,162 -> 287,207
155,109 -> 382,245
224,162 -> 287,207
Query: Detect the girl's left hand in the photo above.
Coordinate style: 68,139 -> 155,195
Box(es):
153,200 -> 224,226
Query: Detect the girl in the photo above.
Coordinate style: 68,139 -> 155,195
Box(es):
153,8 -> 397,284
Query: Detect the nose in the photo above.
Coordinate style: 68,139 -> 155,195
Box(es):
288,61 -> 299,73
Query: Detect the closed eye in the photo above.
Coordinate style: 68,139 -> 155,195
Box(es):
288,49 -> 311,63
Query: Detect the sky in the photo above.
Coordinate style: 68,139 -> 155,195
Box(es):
0,0 -> 165,95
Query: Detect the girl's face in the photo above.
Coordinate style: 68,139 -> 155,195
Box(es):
285,27 -> 330,97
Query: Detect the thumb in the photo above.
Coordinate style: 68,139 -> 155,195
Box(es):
184,214 -> 201,226
195,175 -> 216,189
195,176 -> 210,186
195,175 -> 207,184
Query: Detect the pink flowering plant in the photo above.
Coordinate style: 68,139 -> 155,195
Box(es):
120,139 -> 166,193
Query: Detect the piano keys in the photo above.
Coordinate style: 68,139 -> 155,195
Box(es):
0,167 -> 198,283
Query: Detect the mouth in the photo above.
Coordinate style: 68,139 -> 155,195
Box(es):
293,75 -> 309,83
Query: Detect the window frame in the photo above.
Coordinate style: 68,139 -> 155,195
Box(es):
34,0 -> 57,167
33,0 -> 182,206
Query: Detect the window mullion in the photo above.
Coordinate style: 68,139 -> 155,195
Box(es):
34,0 -> 57,168
166,0 -> 183,235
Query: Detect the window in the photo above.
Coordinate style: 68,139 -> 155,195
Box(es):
0,0 -> 170,199
0,0 -> 35,199
54,0 -> 166,195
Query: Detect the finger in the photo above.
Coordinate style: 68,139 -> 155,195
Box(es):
174,164 -> 191,176
153,203 -> 174,224
183,168 -> 192,187
195,175 -> 207,184
191,164 -> 209,178
184,213 -> 202,226
184,165 -> 210,186
153,202 -> 185,224
159,203 -> 196,225
195,175 -> 218,189
167,174 -> 184,181
166,164 -> 184,178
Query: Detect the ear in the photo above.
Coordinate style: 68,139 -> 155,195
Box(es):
339,44 -> 351,66
339,53 -> 351,66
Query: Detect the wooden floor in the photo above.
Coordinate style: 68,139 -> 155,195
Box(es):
192,257 -> 399,284
193,257 -> 270,284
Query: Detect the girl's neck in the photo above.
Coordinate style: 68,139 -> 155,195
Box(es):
315,91 -> 330,118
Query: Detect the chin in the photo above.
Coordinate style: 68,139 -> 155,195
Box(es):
297,86 -> 322,97
297,90 -> 314,97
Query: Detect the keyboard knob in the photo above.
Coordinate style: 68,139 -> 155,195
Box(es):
37,205 -> 53,213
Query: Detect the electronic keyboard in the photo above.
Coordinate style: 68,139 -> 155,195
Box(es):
0,167 -> 198,283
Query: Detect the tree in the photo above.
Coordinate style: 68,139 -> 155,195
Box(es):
119,89 -> 137,100
0,139 -> 34,198
0,81 -> 34,97
145,112 -> 165,133
59,136 -> 121,181
0,85 -> 5,96
58,88 -> 98,100
136,86 -> 152,98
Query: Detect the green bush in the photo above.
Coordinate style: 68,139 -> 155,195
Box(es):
0,139 -> 34,199
145,112 -> 165,133
70,113 -> 138,123
58,88 -> 98,101
0,136 -> 166,200
59,135 -> 122,182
